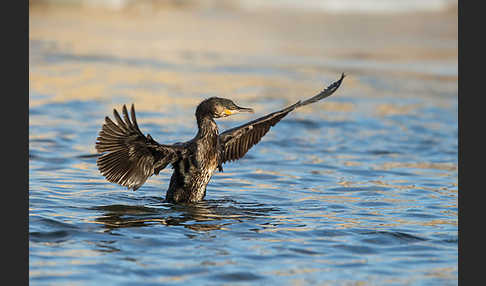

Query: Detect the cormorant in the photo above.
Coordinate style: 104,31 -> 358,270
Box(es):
95,73 -> 345,203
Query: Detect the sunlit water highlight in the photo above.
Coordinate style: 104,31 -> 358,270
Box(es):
29,4 -> 457,285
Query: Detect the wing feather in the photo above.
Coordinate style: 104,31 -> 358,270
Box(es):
220,73 -> 345,163
95,104 -> 184,190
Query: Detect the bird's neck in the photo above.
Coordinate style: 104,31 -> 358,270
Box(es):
196,115 -> 219,139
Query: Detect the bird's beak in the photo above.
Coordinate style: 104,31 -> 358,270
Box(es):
235,106 -> 254,113
224,106 -> 254,116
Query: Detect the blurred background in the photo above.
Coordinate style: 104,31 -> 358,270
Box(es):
30,0 -> 457,121
29,1 -> 457,285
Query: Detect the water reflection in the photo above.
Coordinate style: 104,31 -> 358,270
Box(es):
92,199 -> 280,232
29,2 -> 457,284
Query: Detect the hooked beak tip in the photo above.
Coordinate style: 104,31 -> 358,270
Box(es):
237,107 -> 254,113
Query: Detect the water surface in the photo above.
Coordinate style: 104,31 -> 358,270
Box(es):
29,4 -> 457,285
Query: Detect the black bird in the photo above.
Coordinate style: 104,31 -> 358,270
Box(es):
96,73 -> 345,203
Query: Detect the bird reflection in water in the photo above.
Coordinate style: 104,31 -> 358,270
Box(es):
92,199 -> 280,232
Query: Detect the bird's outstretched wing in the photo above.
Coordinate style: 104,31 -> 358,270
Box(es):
95,104 -> 184,190
219,73 -> 345,163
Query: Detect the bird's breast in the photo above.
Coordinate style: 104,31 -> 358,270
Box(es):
195,135 -> 220,171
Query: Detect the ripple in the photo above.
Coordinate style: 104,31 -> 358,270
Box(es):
357,201 -> 392,207
30,5 -> 457,285
30,230 -> 74,243
359,231 -> 427,246
333,244 -> 378,255
210,272 -> 264,282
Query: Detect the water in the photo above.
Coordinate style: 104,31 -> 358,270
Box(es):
29,4 -> 457,285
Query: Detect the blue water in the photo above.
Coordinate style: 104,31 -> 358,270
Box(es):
29,7 -> 457,286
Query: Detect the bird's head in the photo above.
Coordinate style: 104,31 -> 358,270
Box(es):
196,97 -> 254,119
